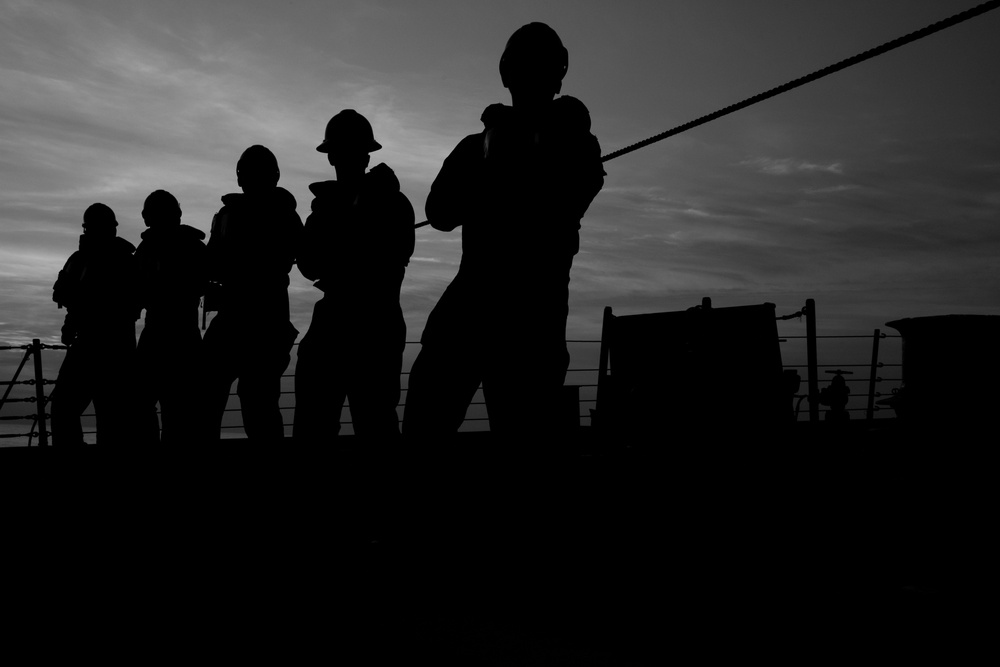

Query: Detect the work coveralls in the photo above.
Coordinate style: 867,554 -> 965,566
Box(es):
294,164 -> 415,441
51,235 -> 139,446
134,223 -> 207,444
202,187 -> 302,441
403,96 -> 605,438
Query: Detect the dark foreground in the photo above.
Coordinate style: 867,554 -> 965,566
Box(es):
3,421 -> 993,664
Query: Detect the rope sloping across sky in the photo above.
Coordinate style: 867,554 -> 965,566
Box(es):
414,0 -> 1000,228
600,0 -> 1000,163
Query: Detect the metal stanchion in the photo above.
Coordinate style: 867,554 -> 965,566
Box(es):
32,339 -> 49,447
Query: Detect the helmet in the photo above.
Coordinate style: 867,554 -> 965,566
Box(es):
142,189 -> 182,225
237,145 -> 280,189
82,202 -> 117,232
316,109 -> 382,155
499,22 -> 568,90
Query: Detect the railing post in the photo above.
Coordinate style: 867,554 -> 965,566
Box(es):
31,339 -> 49,447
595,306 -> 613,429
867,329 -> 881,421
805,299 -> 819,423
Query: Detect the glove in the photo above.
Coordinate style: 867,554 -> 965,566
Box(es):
60,316 -> 78,346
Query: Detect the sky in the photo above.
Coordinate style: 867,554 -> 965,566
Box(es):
2,0 -> 999,437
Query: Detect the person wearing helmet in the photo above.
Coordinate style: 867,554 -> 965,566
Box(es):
202,145 -> 303,442
403,23 -> 605,438
133,190 -> 208,444
51,203 -> 141,446
293,110 -> 415,443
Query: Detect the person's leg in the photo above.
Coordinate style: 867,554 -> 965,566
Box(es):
293,332 -> 344,442
350,340 -> 403,441
134,328 -> 164,444
239,373 -> 285,441
94,330 -> 138,446
485,286 -> 570,439
491,340 -> 568,437
50,344 -> 93,446
402,342 -> 481,439
239,336 -> 292,442
201,319 -> 239,442
159,332 -> 203,445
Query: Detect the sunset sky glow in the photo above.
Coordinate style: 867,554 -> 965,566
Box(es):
2,0 -> 999,437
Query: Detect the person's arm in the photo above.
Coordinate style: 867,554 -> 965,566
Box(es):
191,237 -> 209,300
297,209 -> 325,282
556,96 -> 606,221
284,206 -> 304,277
203,209 -> 226,317
52,257 -> 77,309
396,192 -> 416,266
425,134 -> 484,232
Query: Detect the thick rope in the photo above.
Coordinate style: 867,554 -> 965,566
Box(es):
601,0 -> 1000,163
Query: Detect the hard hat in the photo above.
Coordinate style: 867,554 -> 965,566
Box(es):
142,190 -> 182,221
316,109 -> 382,154
499,22 -> 568,90
237,145 -> 280,187
82,203 -> 117,231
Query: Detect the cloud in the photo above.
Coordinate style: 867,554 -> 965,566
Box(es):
802,184 -> 861,195
0,0 -> 485,344
740,157 -> 844,175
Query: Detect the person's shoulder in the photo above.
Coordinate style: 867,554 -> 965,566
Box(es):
367,163 -> 400,194
551,95 -> 593,133
214,192 -> 242,222
447,132 -> 487,162
273,186 -> 297,210
308,180 -> 338,199
220,192 -> 242,209
178,224 -> 207,242
113,236 -> 136,255
134,233 -> 152,257
62,249 -> 85,267
481,102 -> 513,130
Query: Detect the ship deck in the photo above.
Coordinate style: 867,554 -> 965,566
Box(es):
4,420 -> 991,663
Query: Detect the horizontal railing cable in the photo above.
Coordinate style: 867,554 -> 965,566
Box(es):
3,323 -> 909,440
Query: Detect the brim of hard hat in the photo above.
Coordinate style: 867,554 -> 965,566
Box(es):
316,139 -> 383,154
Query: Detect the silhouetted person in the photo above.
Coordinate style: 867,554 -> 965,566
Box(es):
51,203 -> 139,446
403,23 -> 605,438
294,110 -> 415,443
202,146 -> 303,441
820,371 -> 851,422
134,190 -> 208,444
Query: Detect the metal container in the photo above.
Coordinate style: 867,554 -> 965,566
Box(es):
885,314 -> 1000,429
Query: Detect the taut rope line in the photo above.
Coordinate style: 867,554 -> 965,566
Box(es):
601,0 -> 1000,163
414,0 -> 999,229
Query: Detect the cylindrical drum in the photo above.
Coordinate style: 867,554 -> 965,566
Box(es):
885,314 -> 1000,430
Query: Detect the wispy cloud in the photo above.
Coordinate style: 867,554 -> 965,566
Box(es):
2,0 -> 999,351
740,157 -> 844,175
802,184 -> 861,195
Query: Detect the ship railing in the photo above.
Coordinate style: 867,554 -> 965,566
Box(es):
3,324 -> 902,445
0,340 -> 62,446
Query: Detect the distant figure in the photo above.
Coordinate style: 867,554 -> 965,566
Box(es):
51,203 -> 139,446
294,110 -> 415,442
403,23 -> 605,437
202,146 -> 303,441
819,371 -> 851,422
134,190 -> 208,444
